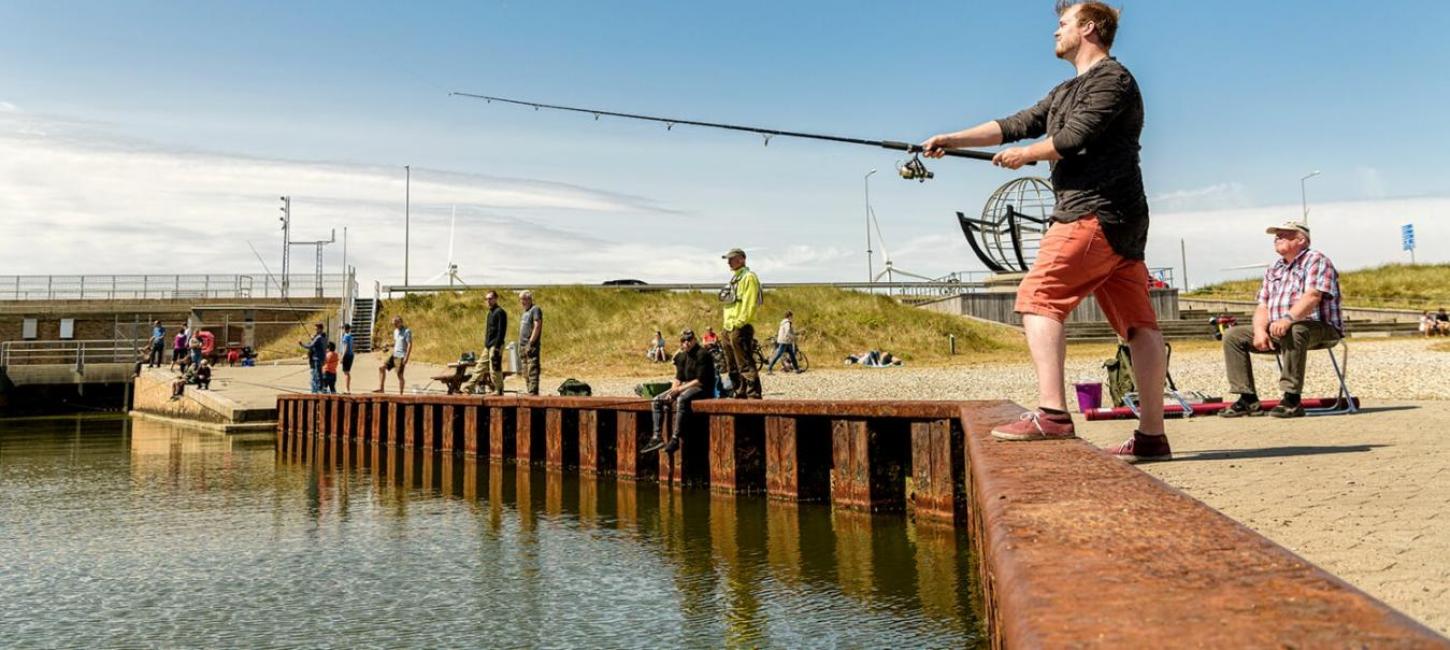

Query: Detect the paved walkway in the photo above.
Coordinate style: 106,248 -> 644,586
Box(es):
1079,404 -> 1450,636
201,360 -> 456,409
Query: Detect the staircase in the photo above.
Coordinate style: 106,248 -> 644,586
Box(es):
350,298 -> 377,353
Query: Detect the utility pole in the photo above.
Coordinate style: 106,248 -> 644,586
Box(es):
290,229 -> 336,298
1300,170 -> 1321,225
281,196 -> 338,297
404,165 -> 411,288
279,196 -> 291,298
864,169 -> 877,285
1180,238 -> 1189,291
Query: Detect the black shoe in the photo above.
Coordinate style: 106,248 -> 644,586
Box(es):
640,436 -> 666,454
1268,403 -> 1305,418
1220,399 -> 1262,418
663,437 -> 681,454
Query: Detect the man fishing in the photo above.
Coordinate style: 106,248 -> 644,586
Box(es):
920,1 -> 1171,461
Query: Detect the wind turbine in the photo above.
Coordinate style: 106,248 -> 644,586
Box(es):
868,204 -> 937,286
426,205 -> 470,287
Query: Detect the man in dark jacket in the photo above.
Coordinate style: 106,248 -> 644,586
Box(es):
643,329 -> 715,455
298,322 -> 328,394
919,1 -> 1169,462
466,291 -> 508,395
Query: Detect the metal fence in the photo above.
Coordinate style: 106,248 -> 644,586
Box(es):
0,274 -> 350,301
0,339 -> 143,367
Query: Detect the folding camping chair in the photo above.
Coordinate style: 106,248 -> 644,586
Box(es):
1114,342 -> 1196,419
1274,338 -> 1357,415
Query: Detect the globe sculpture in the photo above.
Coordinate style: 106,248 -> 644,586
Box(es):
957,177 -> 1054,273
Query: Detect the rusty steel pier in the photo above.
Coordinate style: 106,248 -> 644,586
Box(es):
276,394 -> 974,522
275,393 -> 1448,648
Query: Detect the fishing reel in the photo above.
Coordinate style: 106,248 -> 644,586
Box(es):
897,154 -> 934,182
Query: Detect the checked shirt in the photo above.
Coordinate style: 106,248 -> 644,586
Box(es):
1256,249 -> 1343,335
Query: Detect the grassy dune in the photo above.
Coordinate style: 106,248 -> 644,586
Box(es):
257,309 -> 335,361
374,286 -> 1024,376
1189,263 -> 1450,311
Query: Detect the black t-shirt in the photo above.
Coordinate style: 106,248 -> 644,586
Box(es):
997,58 -> 1149,260
673,345 -> 715,387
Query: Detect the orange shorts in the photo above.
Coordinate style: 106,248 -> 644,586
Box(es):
1014,215 -> 1159,339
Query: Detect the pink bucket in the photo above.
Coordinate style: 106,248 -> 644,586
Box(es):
1074,382 -> 1103,412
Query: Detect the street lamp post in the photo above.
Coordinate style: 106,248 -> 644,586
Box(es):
1300,170 -> 1321,225
404,165 -> 411,287
864,169 -> 877,285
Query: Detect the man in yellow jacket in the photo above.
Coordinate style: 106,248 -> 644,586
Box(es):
719,248 -> 763,399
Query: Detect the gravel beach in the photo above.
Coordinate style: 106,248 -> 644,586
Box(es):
586,337 -> 1450,407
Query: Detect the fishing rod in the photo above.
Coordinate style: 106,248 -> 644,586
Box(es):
450,92 -> 1030,181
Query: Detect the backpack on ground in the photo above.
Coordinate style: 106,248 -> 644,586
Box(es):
557,378 -> 592,396
1102,342 -> 1180,408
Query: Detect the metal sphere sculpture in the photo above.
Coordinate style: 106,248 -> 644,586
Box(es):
957,177 -> 1054,273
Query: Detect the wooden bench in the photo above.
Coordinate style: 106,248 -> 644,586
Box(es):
430,361 -> 475,395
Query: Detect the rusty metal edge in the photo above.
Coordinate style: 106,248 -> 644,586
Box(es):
277,394 -> 967,419
957,403 -> 1448,649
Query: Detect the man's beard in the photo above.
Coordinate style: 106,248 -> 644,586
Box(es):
1055,40 -> 1074,60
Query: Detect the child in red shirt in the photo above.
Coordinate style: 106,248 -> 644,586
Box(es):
322,342 -> 340,394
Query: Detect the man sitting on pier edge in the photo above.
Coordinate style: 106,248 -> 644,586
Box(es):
643,329 -> 715,455
1219,221 -> 1343,418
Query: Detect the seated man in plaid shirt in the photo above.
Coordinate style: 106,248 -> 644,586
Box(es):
1220,221 -> 1343,418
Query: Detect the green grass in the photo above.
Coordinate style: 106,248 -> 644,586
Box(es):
257,309 -> 333,361
1189,263 -> 1450,311
374,286 -> 1024,376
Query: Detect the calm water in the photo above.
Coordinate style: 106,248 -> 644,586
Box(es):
0,415 -> 981,648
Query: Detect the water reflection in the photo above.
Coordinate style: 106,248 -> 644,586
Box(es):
1,416 -> 982,648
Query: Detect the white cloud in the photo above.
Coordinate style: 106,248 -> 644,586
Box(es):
5,104 -> 1442,294
0,105 -> 788,287
1148,197 -> 1450,288
1149,182 -> 1253,212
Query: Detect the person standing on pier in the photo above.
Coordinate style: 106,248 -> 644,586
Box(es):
518,290 -> 543,396
171,327 -> 187,370
148,320 -> 165,368
464,290 -> 508,395
376,316 -> 411,394
920,1 -> 1171,461
719,248 -> 763,399
340,324 -> 355,393
299,323 -> 328,394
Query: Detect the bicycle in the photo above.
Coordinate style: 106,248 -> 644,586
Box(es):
755,336 -> 809,373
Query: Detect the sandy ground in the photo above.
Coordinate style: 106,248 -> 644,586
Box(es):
198,336 -> 1450,635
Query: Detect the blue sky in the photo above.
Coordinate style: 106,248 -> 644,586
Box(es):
2,1 -> 1447,287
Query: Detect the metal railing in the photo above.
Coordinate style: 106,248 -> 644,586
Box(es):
0,274 -> 350,301
1,339 -> 143,367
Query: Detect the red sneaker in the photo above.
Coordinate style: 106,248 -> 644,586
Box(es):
1106,431 -> 1173,462
990,409 -> 1077,441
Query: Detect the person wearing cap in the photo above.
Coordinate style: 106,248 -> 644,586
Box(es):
642,329 -> 716,454
919,2 -> 1171,461
718,248 -> 763,399
1219,221 -> 1343,418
